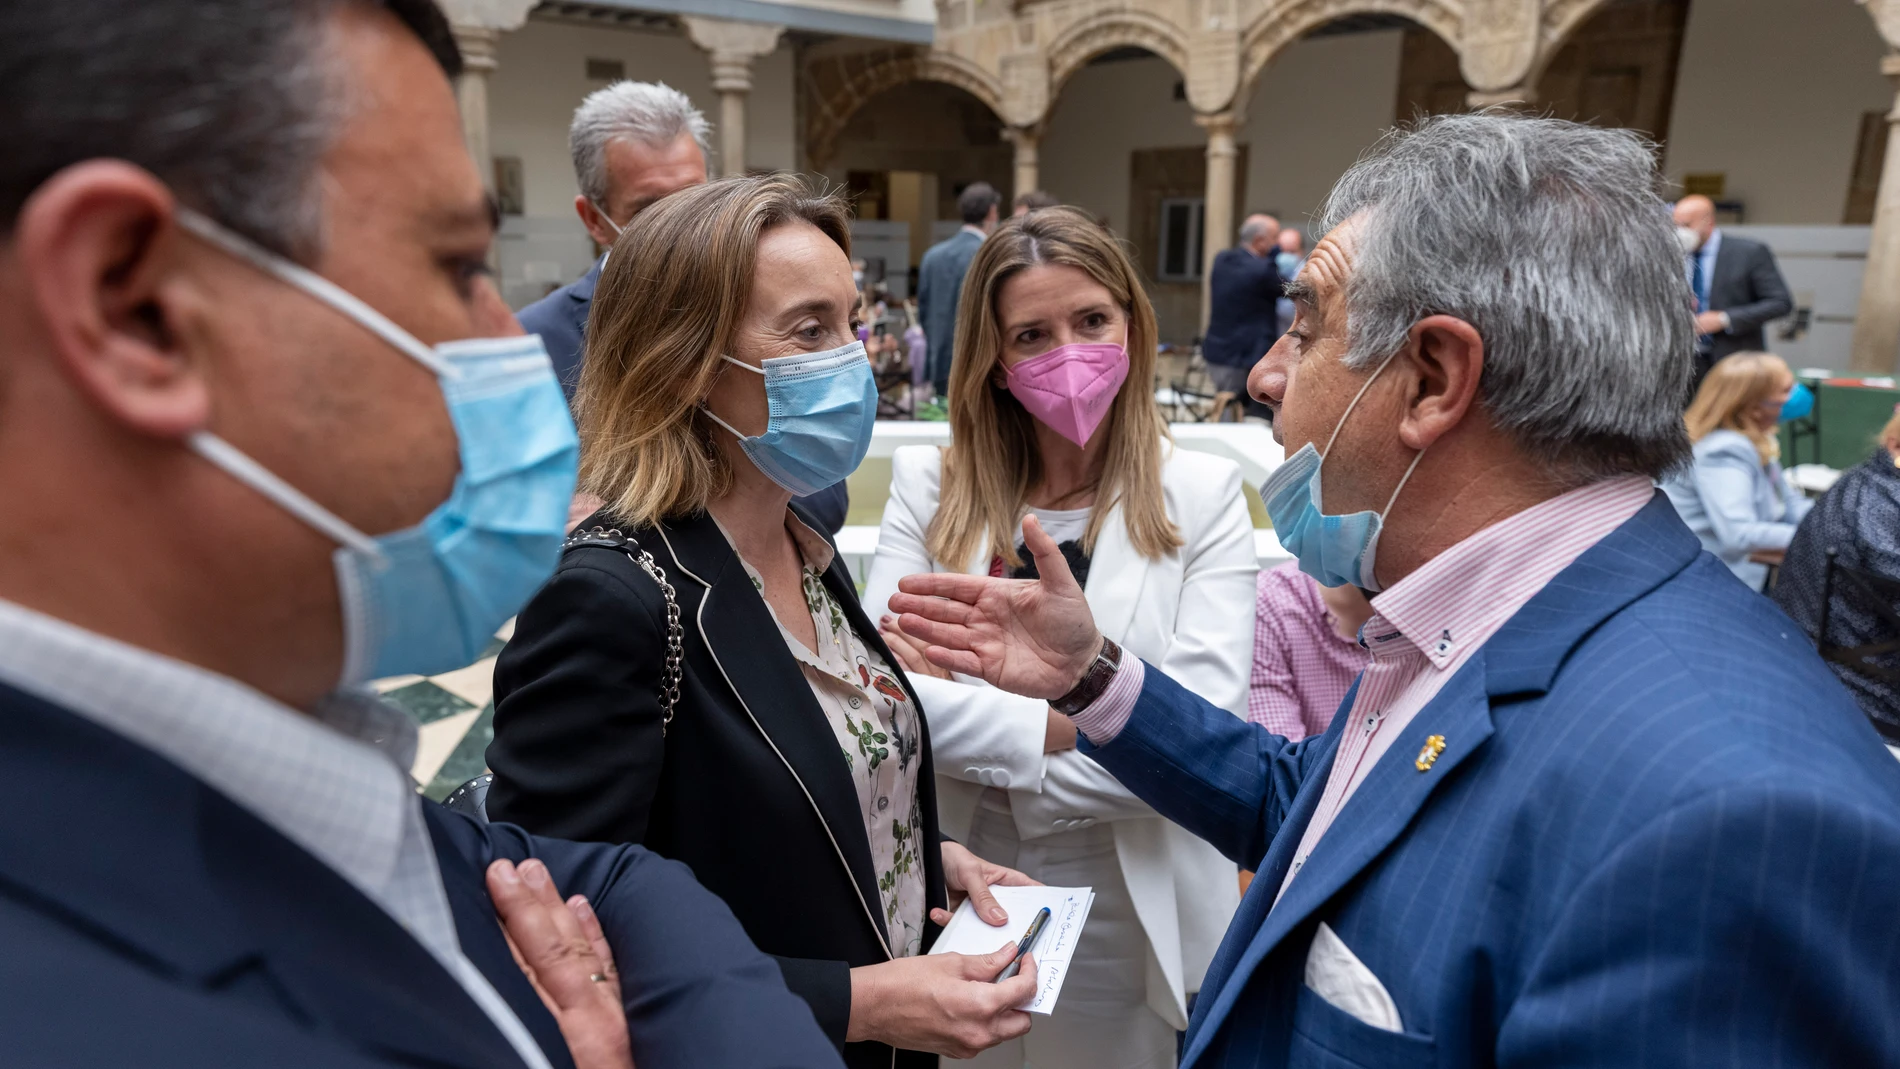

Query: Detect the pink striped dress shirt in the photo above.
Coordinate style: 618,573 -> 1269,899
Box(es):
1248,562 -> 1369,741
1071,476 -> 1657,901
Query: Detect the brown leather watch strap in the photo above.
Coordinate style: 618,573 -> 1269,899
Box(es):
1051,636 -> 1122,715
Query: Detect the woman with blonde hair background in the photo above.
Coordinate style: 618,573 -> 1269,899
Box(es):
485,174 -> 1041,1069
1663,351 -> 1813,590
864,206 -> 1258,1069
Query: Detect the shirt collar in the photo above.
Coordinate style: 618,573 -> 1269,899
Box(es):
1366,476 -> 1656,670
0,597 -> 417,899
960,224 -> 989,240
1700,228 -> 1722,264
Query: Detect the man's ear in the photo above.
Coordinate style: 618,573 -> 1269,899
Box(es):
1396,314 -> 1483,453
17,161 -> 212,440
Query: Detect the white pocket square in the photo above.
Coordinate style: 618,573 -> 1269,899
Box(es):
1303,922 -> 1403,1033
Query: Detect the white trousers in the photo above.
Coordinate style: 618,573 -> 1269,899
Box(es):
953,798 -> 1176,1069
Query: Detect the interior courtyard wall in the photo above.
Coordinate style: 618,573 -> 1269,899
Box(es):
1662,0 -> 1889,222
1239,28 -> 1408,232
1039,55 -> 1204,237
489,18 -> 797,222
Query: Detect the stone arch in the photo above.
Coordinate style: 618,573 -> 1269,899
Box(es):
805,47 -> 1006,170
1524,0 -> 1618,86
1044,8 -> 1193,99
1240,0 -> 1464,101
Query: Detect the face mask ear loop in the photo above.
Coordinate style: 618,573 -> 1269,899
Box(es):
173,209 -> 458,381
591,201 -> 624,237
1319,348 -> 1403,460
187,431 -> 386,563
1381,447 -> 1427,517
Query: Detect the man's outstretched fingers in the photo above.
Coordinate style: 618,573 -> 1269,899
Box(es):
923,644 -> 984,676
887,590 -> 975,627
567,895 -> 616,981
489,859 -> 611,1012
896,571 -> 991,602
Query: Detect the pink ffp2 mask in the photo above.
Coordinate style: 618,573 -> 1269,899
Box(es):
1004,340 -> 1130,447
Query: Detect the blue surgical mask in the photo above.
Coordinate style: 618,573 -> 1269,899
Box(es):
1256,351 -> 1424,592
1779,382 -> 1813,423
175,210 -> 579,683
701,341 -> 877,497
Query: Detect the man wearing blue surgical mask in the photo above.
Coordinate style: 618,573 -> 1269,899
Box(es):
0,2 -> 845,1067
887,114 -> 1900,1068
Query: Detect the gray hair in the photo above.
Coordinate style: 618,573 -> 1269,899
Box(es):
1317,112 -> 1694,481
0,0 -> 460,263
1238,216 -> 1274,246
569,81 -> 711,204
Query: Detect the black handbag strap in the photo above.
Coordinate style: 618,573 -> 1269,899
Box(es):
562,525 -> 684,734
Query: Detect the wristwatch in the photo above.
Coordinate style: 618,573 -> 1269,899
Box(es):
1051,636 -> 1122,715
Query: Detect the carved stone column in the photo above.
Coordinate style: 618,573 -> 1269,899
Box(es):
1852,54 -> 1900,373
1197,110 -> 1240,329
440,0 -> 536,173
1006,126 -> 1041,202
682,16 -> 786,176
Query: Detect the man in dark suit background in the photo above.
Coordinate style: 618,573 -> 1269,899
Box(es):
1202,214 -> 1284,416
917,182 -> 1000,398
519,81 -> 848,533
1673,193 -> 1793,383
0,3 -> 845,1067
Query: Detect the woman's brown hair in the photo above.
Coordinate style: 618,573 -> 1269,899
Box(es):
1684,351 -> 1792,465
928,206 -> 1181,570
574,174 -> 851,526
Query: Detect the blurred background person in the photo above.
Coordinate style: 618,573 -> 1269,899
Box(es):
1673,194 -> 1792,386
1202,214 -> 1283,418
918,182 -> 1001,400
487,174 -> 1040,1069
1663,351 -> 1813,591
1274,228 -> 1306,336
1013,189 -> 1060,216
1773,405 -> 1900,745
864,206 -> 1256,1069
1248,561 -> 1370,742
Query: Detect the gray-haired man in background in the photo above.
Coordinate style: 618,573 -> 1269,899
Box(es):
518,81 -> 709,400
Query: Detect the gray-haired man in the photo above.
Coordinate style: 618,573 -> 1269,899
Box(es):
518,81 -> 709,400
889,113 -> 1900,1067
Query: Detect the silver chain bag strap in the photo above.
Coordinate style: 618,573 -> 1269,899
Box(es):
563,526 -> 684,735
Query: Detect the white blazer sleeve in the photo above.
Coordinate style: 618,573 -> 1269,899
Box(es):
863,448 -> 1051,791
860,447 -> 939,624
1008,456 -> 1260,839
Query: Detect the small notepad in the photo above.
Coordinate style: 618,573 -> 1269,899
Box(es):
928,885 -> 1095,1014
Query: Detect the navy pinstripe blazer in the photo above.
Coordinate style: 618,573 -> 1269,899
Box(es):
1083,491 -> 1900,1068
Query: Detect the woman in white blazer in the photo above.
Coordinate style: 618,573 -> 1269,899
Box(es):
862,207 -> 1258,1069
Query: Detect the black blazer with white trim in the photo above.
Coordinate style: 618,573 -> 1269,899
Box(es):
487,505 -> 946,1069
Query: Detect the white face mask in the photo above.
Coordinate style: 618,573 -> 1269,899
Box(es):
592,200 -> 624,238
1675,226 -> 1701,255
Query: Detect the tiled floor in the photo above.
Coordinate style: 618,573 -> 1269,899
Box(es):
376,620 -> 513,800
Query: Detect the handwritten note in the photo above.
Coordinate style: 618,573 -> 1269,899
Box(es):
928,885 -> 1095,1014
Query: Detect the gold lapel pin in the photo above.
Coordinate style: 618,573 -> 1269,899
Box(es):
1415,734 -> 1447,772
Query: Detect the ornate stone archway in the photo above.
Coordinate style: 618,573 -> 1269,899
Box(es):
804,46 -> 1006,171
1239,0 -> 1466,105
1044,8 -> 1195,97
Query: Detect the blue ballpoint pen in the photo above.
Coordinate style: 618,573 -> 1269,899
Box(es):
993,906 -> 1052,982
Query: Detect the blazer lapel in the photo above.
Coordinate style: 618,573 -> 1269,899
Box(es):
654,513 -> 893,955
1083,500 -> 1144,645
0,684 -> 530,1069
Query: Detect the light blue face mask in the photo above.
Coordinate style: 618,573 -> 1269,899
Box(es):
701,341 -> 877,497
175,210 -> 580,683
1256,350 -> 1424,593
1779,382 -> 1814,423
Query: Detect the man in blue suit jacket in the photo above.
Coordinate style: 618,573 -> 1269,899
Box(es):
1202,214 -> 1284,414
917,182 -> 1000,397
0,4 -> 844,1066
890,114 -> 1900,1068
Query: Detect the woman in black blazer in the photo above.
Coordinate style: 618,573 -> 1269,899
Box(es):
487,174 -> 1038,1069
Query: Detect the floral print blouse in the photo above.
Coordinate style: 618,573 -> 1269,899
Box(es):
723,512 -> 926,958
